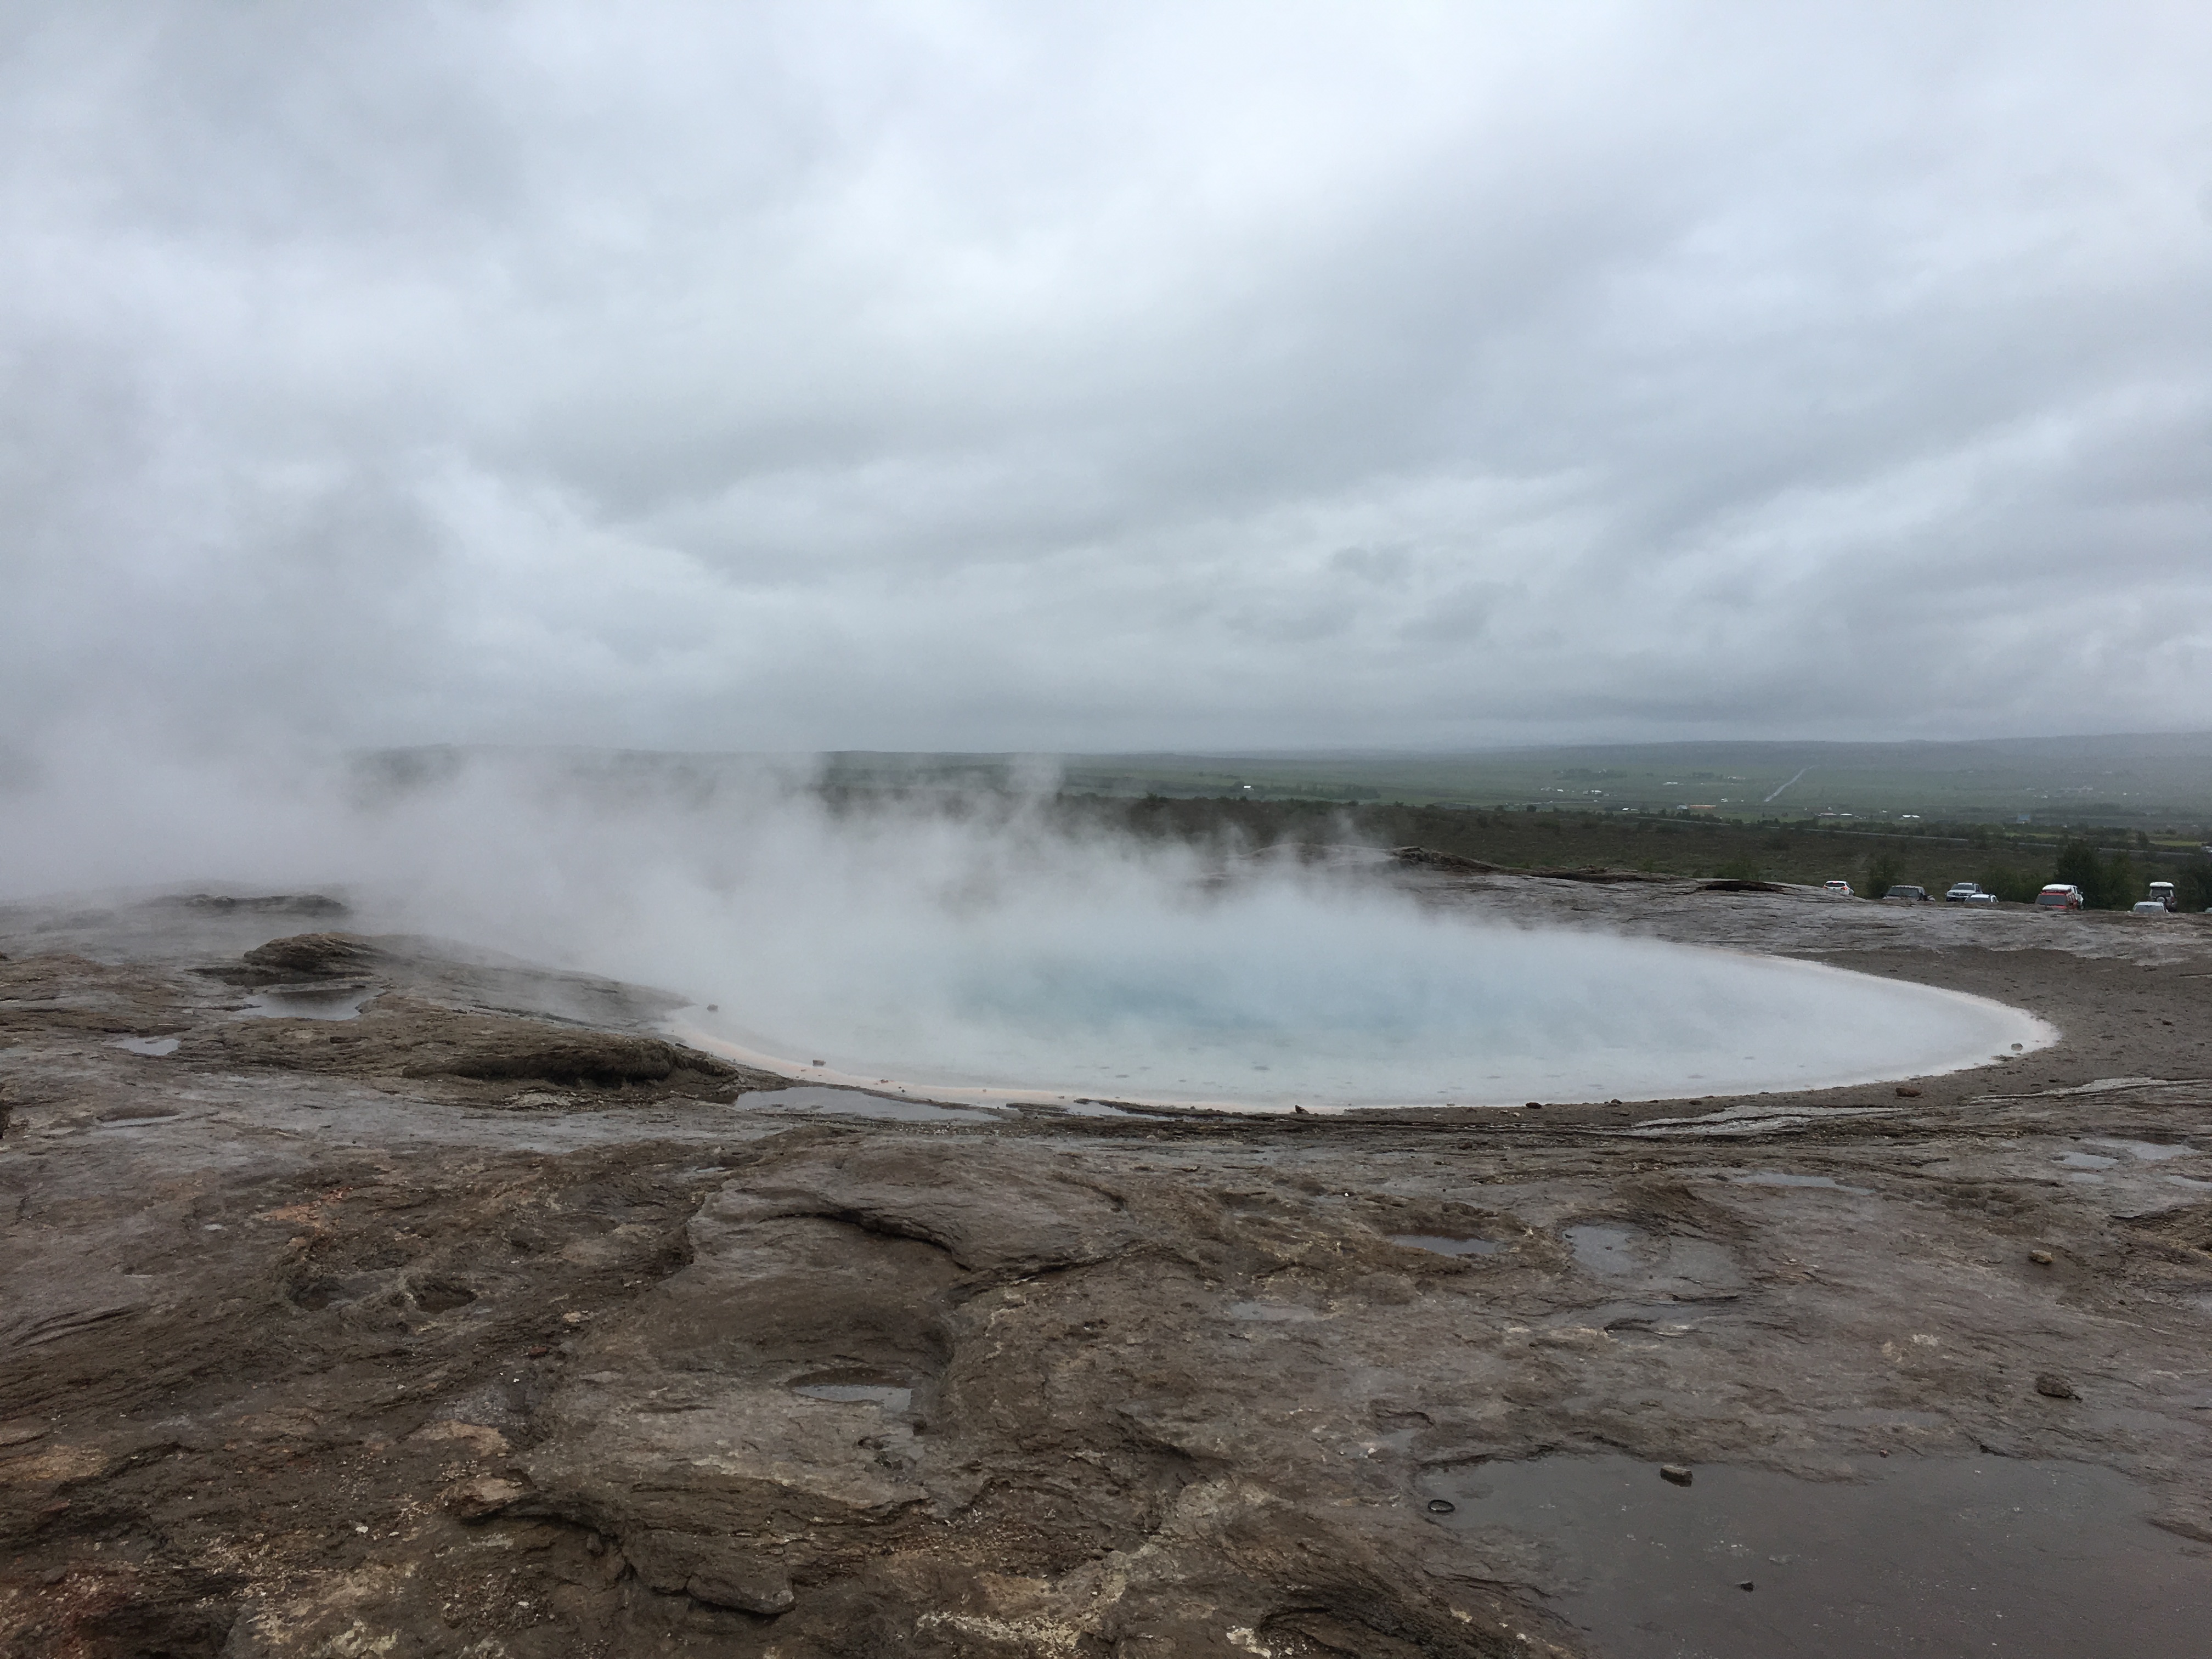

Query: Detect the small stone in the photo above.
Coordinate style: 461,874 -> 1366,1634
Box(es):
2028,1250 -> 2054,1266
1426,1498 -> 1456,1514
2034,1372 -> 2078,1401
1738,1580 -> 1754,1592
411,1420 -> 509,1457
561,1311 -> 584,1325
527,1345 -> 551,1358
1895,1086 -> 1922,1098
441,1476 -> 530,1521
1660,1464 -> 1693,1487
687,1565 -> 794,1616
1525,1102 -> 1544,1111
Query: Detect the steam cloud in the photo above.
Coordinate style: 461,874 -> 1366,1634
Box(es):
1,747 -> 2046,1110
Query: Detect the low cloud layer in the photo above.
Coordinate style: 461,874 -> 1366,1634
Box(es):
5,1 -> 2209,756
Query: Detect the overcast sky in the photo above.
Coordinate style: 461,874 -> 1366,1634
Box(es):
5,1 -> 2208,759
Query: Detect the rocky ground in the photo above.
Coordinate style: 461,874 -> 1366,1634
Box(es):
3,876 -> 2210,1657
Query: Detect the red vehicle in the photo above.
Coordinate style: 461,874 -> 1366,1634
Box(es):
2035,884 -> 2084,910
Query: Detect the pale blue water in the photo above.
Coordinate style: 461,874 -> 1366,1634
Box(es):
691,911 -> 2047,1111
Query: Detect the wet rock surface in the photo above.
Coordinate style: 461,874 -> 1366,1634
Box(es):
3,884 -> 2211,1655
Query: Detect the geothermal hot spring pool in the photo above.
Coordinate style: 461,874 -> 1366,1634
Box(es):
676,885 -> 2051,1112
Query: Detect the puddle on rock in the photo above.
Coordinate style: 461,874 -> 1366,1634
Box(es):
239,983 -> 373,1021
110,1036 -> 180,1057
737,1086 -> 1001,1124
1565,1224 -> 1645,1277
792,1382 -> 913,1411
1729,1171 -> 1874,1194
1059,1098 -> 1174,1119
2055,1150 -> 2121,1170
1561,1223 -> 1744,1295
1416,1454 -> 2212,1658
1622,1104 -> 1901,1139
2085,1139 -> 2196,1163
1390,1234 -> 1503,1257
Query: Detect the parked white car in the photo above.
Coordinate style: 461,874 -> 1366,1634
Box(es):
2132,900 -> 2172,916
1944,883 -> 1983,902
1965,891 -> 1997,905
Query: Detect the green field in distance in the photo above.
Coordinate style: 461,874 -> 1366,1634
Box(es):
831,733 -> 2212,831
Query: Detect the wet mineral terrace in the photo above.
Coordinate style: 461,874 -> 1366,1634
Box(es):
3,872 -> 2211,1656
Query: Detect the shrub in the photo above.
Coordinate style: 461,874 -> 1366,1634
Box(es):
1863,853 -> 1905,896
2101,852 -> 2138,909
2055,838 -> 2138,909
1979,867 -> 2045,904
2177,855 -> 2212,913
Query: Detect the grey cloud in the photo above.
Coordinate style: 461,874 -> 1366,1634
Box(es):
3,0 -> 2208,758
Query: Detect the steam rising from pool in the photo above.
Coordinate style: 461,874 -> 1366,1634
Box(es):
680,877 -> 2046,1111
1,746 -> 2050,1110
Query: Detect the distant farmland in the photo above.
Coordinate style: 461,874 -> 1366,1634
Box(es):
816,733 -> 2212,833
1040,793 -> 2207,902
